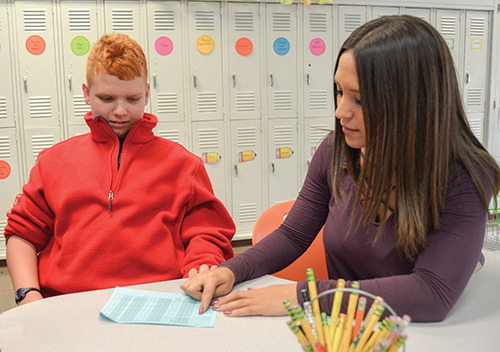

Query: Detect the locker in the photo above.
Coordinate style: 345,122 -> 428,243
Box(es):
303,117 -> 333,179
154,121 -> 188,148
436,9 -> 462,84
59,1 -> 100,129
146,1 -> 186,123
187,1 -> 224,122
466,112 -> 484,142
303,4 -> 334,119
266,3 -> 298,119
68,124 -> 90,138
402,7 -> 431,23
0,128 -> 23,259
23,126 -> 61,171
14,1 -> 61,129
230,119 -> 263,235
103,0 -> 144,46
337,5 -> 367,47
192,120 -> 227,208
268,118 -> 299,205
371,6 -> 400,19
0,0 -> 15,129
227,2 -> 262,121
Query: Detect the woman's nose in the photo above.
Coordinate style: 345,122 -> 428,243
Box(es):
335,96 -> 353,120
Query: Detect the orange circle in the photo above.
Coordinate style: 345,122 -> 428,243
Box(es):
235,37 -> 253,56
26,35 -> 46,55
0,160 -> 11,179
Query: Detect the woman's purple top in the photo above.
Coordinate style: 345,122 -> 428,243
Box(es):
220,133 -> 489,322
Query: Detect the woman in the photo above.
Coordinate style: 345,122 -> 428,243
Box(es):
181,15 -> 500,322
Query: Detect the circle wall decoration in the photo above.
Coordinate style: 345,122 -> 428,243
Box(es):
273,37 -> 290,56
196,35 -> 215,55
310,38 -> 326,56
235,37 -> 253,56
155,36 -> 174,56
26,35 -> 46,55
70,36 -> 91,56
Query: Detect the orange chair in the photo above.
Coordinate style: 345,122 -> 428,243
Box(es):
252,200 -> 329,281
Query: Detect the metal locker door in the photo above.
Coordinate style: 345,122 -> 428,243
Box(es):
23,126 -> 61,175
402,8 -> 431,23
0,128 -> 23,259
191,121 -> 227,208
230,119 -> 263,238
268,118 -> 299,206
59,1 -> 100,131
266,3 -> 298,119
371,6 -> 399,19
303,4 -> 334,119
104,1 -> 144,47
146,1 -> 186,124
0,0 -> 15,129
303,117 -> 332,181
436,10 -> 462,85
155,121 -> 188,149
187,2 -> 223,122
337,5 -> 367,48
227,2 -> 262,121
14,1 -> 61,129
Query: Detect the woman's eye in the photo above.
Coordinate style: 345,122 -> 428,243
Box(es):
354,98 -> 361,105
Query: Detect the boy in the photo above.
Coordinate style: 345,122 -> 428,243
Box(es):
4,33 -> 235,305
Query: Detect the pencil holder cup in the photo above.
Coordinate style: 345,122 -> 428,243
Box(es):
289,287 -> 408,352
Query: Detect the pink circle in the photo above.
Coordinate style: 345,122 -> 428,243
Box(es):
310,38 -> 326,56
155,36 -> 173,56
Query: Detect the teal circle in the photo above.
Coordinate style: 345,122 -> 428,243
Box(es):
273,37 -> 290,56
71,36 -> 91,56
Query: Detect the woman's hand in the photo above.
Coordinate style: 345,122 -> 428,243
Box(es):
211,283 -> 298,317
180,267 -> 236,314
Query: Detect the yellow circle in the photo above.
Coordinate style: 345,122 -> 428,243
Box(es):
196,35 -> 215,55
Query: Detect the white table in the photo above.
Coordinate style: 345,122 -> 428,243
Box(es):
0,251 -> 499,352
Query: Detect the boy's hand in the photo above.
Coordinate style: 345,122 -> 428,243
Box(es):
187,264 -> 218,279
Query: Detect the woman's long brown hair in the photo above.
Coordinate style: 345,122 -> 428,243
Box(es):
332,16 -> 500,260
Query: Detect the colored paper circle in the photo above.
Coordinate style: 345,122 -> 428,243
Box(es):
155,36 -> 174,56
235,37 -> 253,56
26,35 -> 46,55
196,35 -> 215,55
0,160 -> 11,179
273,37 -> 290,56
70,36 -> 91,56
310,38 -> 326,56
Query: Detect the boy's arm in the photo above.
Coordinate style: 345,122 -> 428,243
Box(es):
6,235 -> 43,305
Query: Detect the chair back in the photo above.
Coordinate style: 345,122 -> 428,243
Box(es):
252,200 -> 328,281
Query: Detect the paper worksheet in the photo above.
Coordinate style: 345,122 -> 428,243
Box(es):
100,286 -> 217,328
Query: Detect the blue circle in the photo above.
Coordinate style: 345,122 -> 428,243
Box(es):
273,37 -> 290,56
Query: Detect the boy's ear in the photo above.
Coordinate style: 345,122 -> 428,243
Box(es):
82,83 -> 91,105
145,83 -> 150,105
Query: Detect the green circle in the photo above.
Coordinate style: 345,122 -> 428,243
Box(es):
71,36 -> 90,56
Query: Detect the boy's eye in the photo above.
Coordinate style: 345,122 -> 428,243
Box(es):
99,97 -> 113,102
128,97 -> 140,102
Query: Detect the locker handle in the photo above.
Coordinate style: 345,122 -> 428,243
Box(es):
153,74 -> 157,89
307,73 -> 310,85
193,74 -> 197,88
271,161 -> 275,174
270,74 -> 274,87
466,72 -> 471,84
234,164 -> 238,176
232,74 -> 236,88
68,75 -> 72,91
24,77 -> 28,93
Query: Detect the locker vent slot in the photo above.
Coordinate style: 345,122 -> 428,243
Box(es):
467,118 -> 482,141
470,18 -> 485,36
439,16 -> 456,36
309,13 -> 327,32
273,125 -> 293,146
273,91 -> 292,111
0,136 -> 10,158
238,203 -> 258,223
198,129 -> 219,149
309,90 -> 328,110
73,96 -> 88,119
236,127 -> 256,148
343,14 -> 362,33
234,11 -> 254,31
272,12 -> 291,32
197,93 -> 217,113
29,97 -> 52,119
157,93 -> 179,114
0,97 -> 7,119
154,10 -> 175,31
23,9 -> 47,32
112,9 -> 134,31
309,124 -> 328,145
68,9 -> 91,31
236,92 -> 256,112
158,129 -> 180,143
0,221 -> 7,239
195,11 -> 215,31
31,135 -> 55,157
467,88 -> 482,106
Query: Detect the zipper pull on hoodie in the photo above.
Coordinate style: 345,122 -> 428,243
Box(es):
108,190 -> 114,213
